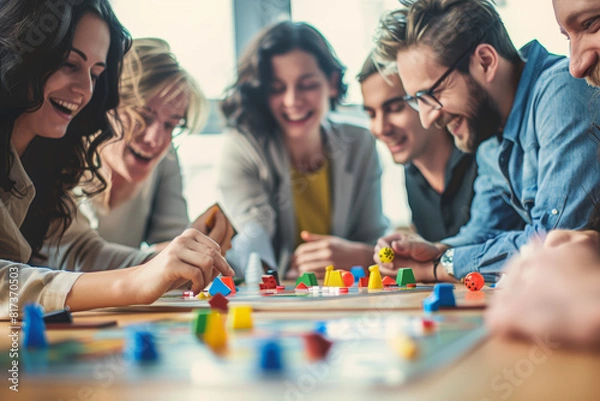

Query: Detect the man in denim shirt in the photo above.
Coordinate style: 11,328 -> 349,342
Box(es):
372,0 -> 600,282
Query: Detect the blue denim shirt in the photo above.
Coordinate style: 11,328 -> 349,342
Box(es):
442,40 -> 600,280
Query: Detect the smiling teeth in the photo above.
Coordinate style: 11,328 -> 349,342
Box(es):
55,99 -> 78,111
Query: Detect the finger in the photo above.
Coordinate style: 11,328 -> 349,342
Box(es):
295,240 -> 326,257
176,232 -> 235,276
301,231 -> 330,242
295,247 -> 332,266
376,237 -> 392,251
297,260 -> 330,273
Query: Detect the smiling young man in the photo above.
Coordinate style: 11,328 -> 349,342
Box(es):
358,56 -> 477,242
372,0 -> 600,283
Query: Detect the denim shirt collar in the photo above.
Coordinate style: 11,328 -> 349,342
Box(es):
503,40 -> 556,142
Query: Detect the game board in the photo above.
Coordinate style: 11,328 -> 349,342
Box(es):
5,314 -> 487,389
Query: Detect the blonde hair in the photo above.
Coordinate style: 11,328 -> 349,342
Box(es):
117,38 -> 208,139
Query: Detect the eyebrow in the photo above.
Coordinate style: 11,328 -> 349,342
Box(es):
381,95 -> 407,109
563,6 -> 600,29
71,47 -> 107,68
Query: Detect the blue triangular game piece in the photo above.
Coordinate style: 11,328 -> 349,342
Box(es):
209,277 -> 232,297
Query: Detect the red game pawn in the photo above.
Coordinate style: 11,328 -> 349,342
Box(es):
261,275 -> 278,290
208,293 -> 229,312
464,272 -> 485,292
303,332 -> 333,361
341,271 -> 354,288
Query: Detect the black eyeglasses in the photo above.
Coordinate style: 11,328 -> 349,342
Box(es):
405,46 -> 474,112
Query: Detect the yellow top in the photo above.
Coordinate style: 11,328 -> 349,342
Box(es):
291,159 -> 331,247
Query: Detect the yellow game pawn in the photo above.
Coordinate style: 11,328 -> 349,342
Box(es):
324,265 -> 334,287
228,305 -> 253,330
378,246 -> 395,263
389,335 -> 419,360
204,311 -> 227,353
328,270 -> 345,287
368,264 -> 384,290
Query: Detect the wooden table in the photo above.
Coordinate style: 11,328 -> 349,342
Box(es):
1,285 -> 599,401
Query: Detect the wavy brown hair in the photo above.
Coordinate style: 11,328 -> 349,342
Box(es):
0,0 -> 131,255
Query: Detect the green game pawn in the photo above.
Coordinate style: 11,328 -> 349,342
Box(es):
396,268 -> 416,286
296,272 -> 318,288
192,310 -> 211,337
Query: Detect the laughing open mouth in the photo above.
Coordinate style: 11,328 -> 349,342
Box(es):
127,145 -> 153,162
50,98 -> 78,115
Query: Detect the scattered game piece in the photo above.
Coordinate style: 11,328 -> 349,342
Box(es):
423,296 -> 440,312
245,252 -> 264,290
221,276 -> 236,293
23,304 -> 47,349
208,277 -> 232,297
196,292 -> 209,300
261,275 -> 278,290
350,266 -> 366,283
324,265 -> 334,287
434,283 -> 456,307
378,246 -> 395,263
266,269 -> 280,286
358,277 -> 369,288
204,311 -> 227,352
389,335 -> 419,360
382,276 -> 397,287
368,265 -> 384,290
296,272 -> 318,287
341,271 -> 354,287
208,293 -> 229,312
276,285 -> 285,291
314,321 -> 327,335
295,282 -> 309,291
192,310 -> 211,336
303,332 -> 333,361
228,305 -> 253,330
464,272 -> 485,292
124,328 -> 158,362
182,290 -> 195,299
43,307 -> 72,324
406,283 -> 417,288
328,270 -> 344,287
396,268 -> 416,286
421,318 -> 436,333
258,340 -> 284,374
339,287 -> 349,294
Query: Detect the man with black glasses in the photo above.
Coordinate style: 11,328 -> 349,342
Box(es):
372,0 -> 600,283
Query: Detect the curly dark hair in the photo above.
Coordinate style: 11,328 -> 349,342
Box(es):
0,0 -> 131,255
220,21 -> 347,137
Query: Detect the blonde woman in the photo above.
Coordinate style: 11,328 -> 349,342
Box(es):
36,38 -> 234,272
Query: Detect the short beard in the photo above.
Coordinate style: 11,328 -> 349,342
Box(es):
461,75 -> 503,153
585,62 -> 600,88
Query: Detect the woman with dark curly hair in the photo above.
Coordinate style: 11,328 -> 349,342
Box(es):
219,21 -> 389,279
0,0 -> 233,318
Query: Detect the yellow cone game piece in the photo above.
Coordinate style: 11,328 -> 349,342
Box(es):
203,311 -> 227,352
324,265 -> 334,287
228,305 -> 254,330
328,270 -> 344,287
378,246 -> 395,263
368,264 -> 384,290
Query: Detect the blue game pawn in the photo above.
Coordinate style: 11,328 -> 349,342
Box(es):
124,328 -> 158,362
259,340 -> 284,374
314,321 -> 328,335
433,283 -> 456,307
209,276 -> 232,297
23,304 -> 48,349
350,266 -> 366,284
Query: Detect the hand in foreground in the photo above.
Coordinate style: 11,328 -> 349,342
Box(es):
374,232 -> 446,280
486,237 -> 600,348
191,204 -> 235,255
292,231 -> 373,278
133,228 -> 235,304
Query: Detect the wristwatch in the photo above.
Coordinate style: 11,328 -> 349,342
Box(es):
440,248 -> 455,278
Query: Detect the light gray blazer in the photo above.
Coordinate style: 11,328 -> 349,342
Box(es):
217,118 -> 390,277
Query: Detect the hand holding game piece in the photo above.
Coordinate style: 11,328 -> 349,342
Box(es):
131,229 -> 235,304
293,231 -> 374,277
486,238 -> 600,348
378,246 -> 395,263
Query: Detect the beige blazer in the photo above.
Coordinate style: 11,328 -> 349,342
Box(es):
217,118 -> 390,277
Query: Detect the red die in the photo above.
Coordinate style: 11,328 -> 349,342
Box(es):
464,272 -> 485,292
